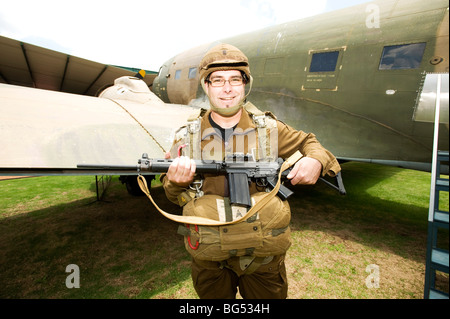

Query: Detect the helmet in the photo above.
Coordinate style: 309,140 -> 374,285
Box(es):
199,43 -> 251,81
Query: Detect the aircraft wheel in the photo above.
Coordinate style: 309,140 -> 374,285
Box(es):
120,175 -> 155,196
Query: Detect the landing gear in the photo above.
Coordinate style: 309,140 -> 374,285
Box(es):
119,175 -> 155,196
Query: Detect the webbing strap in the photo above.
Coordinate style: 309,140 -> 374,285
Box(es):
243,102 -> 264,116
243,256 -> 267,275
137,150 -> 302,226
186,108 -> 205,159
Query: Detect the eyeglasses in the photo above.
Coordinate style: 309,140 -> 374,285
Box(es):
208,77 -> 244,87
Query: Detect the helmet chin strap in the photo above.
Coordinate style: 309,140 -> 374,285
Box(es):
201,76 -> 253,117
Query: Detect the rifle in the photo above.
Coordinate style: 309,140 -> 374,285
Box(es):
79,153 -> 294,208
78,152 -> 346,208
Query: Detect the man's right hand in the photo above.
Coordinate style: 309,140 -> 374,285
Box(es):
165,156 -> 196,188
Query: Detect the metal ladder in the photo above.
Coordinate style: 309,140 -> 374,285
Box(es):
424,74 -> 449,299
424,150 -> 449,299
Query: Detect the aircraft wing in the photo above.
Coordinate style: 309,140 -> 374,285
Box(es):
0,35 -> 156,96
0,82 -> 197,176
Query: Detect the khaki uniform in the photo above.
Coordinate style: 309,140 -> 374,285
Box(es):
192,255 -> 288,299
162,107 -> 340,299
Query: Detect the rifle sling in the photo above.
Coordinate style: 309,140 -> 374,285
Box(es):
137,150 -> 302,226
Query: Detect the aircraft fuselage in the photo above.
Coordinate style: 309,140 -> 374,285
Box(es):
152,0 -> 449,170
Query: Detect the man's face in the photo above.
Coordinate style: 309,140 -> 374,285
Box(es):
205,70 -> 246,110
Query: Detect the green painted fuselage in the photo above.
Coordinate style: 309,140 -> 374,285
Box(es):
152,0 -> 449,170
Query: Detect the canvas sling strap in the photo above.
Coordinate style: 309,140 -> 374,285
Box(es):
137,150 -> 302,226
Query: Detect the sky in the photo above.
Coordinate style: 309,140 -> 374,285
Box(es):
0,0 -> 370,71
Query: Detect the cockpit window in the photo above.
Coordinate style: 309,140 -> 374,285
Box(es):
379,43 -> 426,70
188,67 -> 197,79
309,51 -> 340,72
175,70 -> 182,79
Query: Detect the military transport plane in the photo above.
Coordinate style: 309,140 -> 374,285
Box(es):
152,0 -> 449,172
0,0 -> 449,189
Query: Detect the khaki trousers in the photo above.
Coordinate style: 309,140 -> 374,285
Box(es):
191,254 -> 287,299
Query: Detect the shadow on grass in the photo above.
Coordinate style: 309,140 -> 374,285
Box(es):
0,179 -> 193,299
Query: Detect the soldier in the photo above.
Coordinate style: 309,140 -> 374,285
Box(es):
162,43 -> 340,299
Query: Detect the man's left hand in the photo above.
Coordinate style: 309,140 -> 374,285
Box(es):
286,157 -> 322,185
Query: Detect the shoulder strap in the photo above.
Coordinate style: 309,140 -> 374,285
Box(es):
186,108 -> 206,159
187,107 -> 207,121
244,102 -> 277,161
244,101 -> 264,116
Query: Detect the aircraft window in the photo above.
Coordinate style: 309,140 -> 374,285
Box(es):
188,67 -> 197,79
309,51 -> 340,72
379,43 -> 426,70
175,70 -> 182,80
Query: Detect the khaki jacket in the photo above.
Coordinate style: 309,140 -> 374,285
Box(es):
162,107 -> 341,205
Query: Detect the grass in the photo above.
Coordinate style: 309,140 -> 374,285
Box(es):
286,163 -> 448,298
0,162 -> 448,299
0,176 -> 97,218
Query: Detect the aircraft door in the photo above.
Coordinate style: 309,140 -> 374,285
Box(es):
152,57 -> 175,103
413,73 -> 449,124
